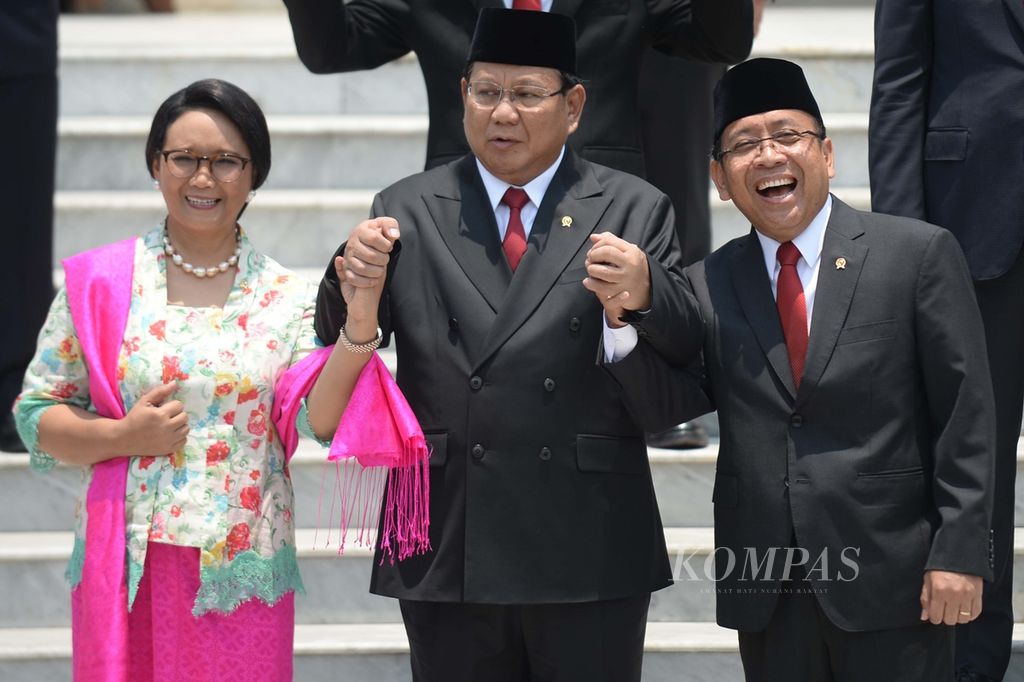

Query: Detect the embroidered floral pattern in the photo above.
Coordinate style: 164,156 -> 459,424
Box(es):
15,227 -> 317,614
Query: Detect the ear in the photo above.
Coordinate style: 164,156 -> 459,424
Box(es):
565,84 -> 586,135
150,153 -> 161,182
822,137 -> 836,180
709,159 -> 731,201
460,77 -> 470,109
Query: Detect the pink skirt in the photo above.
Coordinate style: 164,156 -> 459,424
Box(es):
72,542 -> 294,682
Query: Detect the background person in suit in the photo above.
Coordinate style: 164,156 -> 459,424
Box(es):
600,58 -> 996,681
308,9 -> 700,680
869,2 -> 1024,679
0,0 -> 59,452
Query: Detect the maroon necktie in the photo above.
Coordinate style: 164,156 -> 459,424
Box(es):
501,187 -> 529,272
512,0 -> 542,10
776,241 -> 808,389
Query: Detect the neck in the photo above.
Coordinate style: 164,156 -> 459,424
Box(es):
165,219 -> 239,267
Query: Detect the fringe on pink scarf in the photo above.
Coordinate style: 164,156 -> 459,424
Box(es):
273,349 -> 431,563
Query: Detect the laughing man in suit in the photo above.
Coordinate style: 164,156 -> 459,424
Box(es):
597,58 -> 996,681
308,9 -> 699,681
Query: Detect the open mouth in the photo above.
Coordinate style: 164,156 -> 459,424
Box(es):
756,177 -> 797,199
186,196 -> 220,209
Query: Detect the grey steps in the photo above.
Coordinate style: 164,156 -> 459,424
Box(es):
55,112 -> 868,192
0,622 -> 749,682
52,185 -> 871,268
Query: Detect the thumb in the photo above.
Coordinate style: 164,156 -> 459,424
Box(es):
142,382 -> 177,406
375,217 -> 401,244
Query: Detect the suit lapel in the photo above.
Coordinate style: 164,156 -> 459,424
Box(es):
795,199 -> 868,408
474,152 -> 609,370
731,231 -> 798,401
1003,0 -> 1024,37
422,157 -> 510,314
551,0 -> 584,16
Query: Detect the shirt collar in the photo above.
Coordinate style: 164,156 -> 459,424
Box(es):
475,146 -> 566,212
755,193 -> 833,275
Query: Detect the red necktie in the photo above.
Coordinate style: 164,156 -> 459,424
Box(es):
512,0 -> 542,9
501,187 -> 529,272
776,242 -> 808,389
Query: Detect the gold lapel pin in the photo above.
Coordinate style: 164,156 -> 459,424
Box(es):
561,215 -> 573,228
835,257 -> 847,270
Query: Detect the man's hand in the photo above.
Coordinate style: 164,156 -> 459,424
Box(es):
116,383 -> 188,456
335,217 -> 400,322
920,570 -> 983,625
583,232 -> 651,328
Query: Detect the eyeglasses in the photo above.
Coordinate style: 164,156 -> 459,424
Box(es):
718,130 -> 825,160
159,149 -> 251,183
467,81 -> 566,110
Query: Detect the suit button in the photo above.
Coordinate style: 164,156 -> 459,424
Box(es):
569,317 -> 581,332
470,376 -> 483,391
543,378 -> 556,392
784,476 -> 791,488
539,447 -> 552,461
448,317 -> 459,332
471,444 -> 485,459
790,414 -> 803,428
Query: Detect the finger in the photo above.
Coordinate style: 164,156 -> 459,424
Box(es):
956,605 -> 973,624
142,382 -> 177,406
587,244 -> 628,266
335,255 -> 347,280
159,400 -> 185,417
169,412 -> 189,430
941,597 -> 960,626
586,263 -> 626,284
370,217 -> 401,243
354,222 -> 398,254
344,254 -> 389,279
971,594 -> 983,620
344,269 -> 387,289
588,232 -> 629,251
582,276 -> 618,298
919,580 -> 930,621
347,239 -> 393,268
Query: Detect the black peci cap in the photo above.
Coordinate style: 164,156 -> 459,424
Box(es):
713,58 -> 823,144
467,8 -> 577,75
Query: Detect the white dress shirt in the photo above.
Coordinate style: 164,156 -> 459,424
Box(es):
602,195 -> 834,361
475,146 -> 565,241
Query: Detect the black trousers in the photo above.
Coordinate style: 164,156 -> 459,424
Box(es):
0,73 -> 57,412
738,587 -> 954,682
399,594 -> 651,682
638,51 -> 724,267
955,245 -> 1024,679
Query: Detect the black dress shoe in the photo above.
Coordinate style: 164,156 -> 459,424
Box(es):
646,421 -> 709,449
0,412 -> 27,453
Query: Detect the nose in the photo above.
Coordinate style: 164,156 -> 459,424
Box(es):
190,158 -> 216,186
753,139 -> 786,166
490,94 -> 520,123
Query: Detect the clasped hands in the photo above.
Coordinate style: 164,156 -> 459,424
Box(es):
335,217 -> 401,320
582,232 -> 651,327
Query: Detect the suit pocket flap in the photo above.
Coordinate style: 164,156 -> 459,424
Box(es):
712,473 -> 738,508
837,319 -> 897,345
924,129 -> 968,161
424,431 -> 447,467
576,434 -> 645,474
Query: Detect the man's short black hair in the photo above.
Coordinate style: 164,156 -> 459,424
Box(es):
145,78 -> 271,189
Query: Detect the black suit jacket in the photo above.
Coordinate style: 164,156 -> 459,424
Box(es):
0,0 -> 58,79
608,198 -> 996,631
283,0 -> 752,176
869,0 -> 1024,280
314,150 -> 702,602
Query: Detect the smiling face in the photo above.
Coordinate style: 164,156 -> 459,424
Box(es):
710,109 -> 834,243
462,62 -> 585,186
151,108 -> 254,238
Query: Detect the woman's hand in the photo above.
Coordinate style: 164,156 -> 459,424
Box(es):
115,383 -> 189,456
335,217 -> 400,325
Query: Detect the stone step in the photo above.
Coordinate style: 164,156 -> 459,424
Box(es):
0,621 -> 747,682
2,621 -> 1024,682
53,112 -> 870,192
57,9 -> 873,116
52,186 -> 871,269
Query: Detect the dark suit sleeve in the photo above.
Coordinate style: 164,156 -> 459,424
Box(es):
645,0 -> 753,64
868,0 -> 932,219
915,228 -> 995,579
314,193 -> 398,345
283,0 -> 411,75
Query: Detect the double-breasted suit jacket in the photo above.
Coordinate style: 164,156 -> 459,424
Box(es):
315,150 -> 701,602
283,0 -> 752,175
870,0 -> 1024,280
607,198 -> 996,632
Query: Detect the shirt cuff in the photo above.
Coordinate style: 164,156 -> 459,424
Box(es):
602,315 -> 640,363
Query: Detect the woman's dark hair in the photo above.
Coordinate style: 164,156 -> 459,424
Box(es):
145,79 -> 271,189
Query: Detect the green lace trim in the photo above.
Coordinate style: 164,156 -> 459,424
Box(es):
127,557 -> 144,610
296,399 -> 332,448
65,535 -> 86,587
193,546 -> 305,617
14,398 -> 57,472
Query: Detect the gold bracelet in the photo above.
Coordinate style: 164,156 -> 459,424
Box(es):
339,325 -> 383,353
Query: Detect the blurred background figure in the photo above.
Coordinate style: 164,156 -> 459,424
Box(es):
0,0 -> 59,453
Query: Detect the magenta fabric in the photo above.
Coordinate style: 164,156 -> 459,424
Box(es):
329,353 -> 430,562
271,345 -> 332,462
63,237 -> 137,681
116,542 -> 293,682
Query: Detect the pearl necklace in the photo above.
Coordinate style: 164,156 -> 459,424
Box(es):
163,226 -> 242,279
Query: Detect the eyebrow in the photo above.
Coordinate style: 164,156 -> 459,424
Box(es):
729,118 -> 804,139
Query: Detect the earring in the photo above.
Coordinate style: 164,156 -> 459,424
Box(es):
153,180 -> 160,190
247,191 -> 256,203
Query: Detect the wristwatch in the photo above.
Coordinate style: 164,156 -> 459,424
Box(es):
339,325 -> 383,353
